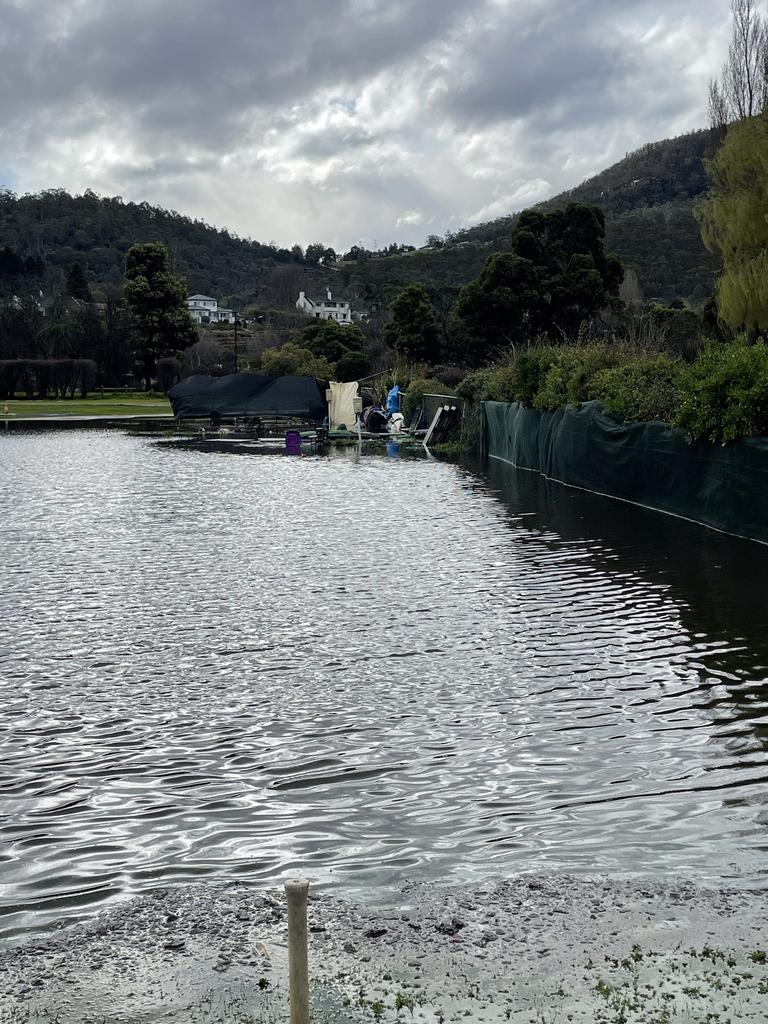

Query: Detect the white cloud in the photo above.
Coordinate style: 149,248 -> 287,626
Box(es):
0,0 -> 730,250
396,210 -> 424,227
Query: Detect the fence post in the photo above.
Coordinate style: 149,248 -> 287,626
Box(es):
284,878 -> 310,1024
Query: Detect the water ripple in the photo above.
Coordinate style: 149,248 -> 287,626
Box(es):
1,432 -> 768,942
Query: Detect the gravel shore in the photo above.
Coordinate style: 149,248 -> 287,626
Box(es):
2,875 -> 767,1023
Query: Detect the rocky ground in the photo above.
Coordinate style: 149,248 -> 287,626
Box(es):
1,875 -> 767,1024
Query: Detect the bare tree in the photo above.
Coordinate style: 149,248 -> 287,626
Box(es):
709,0 -> 768,132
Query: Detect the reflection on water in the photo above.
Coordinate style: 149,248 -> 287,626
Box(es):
1,431 -> 767,943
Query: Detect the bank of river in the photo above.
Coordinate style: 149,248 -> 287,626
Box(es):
3,876 -> 768,1023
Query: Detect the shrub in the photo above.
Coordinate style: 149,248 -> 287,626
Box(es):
533,344 -> 619,411
675,340 -> 768,443
455,368 -> 493,404
432,365 -> 466,388
260,343 -> 334,380
402,377 -> 455,423
589,354 -> 682,423
485,365 -> 518,403
511,348 -> 559,406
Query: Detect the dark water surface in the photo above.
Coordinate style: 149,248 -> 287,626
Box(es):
1,431 -> 767,942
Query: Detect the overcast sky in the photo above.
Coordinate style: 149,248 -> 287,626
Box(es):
0,0 -> 729,251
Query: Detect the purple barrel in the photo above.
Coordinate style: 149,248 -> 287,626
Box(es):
285,430 -> 302,455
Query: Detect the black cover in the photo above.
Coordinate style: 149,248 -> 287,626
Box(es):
168,374 -> 326,421
485,399 -> 768,545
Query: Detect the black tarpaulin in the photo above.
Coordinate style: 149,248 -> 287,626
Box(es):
484,399 -> 768,545
167,374 -> 327,421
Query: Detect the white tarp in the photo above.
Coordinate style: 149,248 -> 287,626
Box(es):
329,381 -> 359,430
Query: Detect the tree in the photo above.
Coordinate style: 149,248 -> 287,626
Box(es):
709,0 -> 768,132
0,296 -> 45,360
156,356 -> 181,393
454,254 -> 541,364
101,288 -> 132,385
123,242 -> 197,389
181,338 -> 224,377
66,262 -> 92,302
454,203 -> 623,363
259,342 -> 334,379
298,318 -> 365,362
304,242 -> 336,266
696,116 -> 768,332
335,351 -> 372,382
342,245 -> 372,261
384,284 -> 441,365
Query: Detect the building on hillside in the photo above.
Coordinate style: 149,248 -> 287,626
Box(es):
187,294 -> 236,325
296,288 -> 352,324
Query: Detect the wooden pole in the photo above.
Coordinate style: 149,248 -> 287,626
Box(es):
284,878 -> 310,1024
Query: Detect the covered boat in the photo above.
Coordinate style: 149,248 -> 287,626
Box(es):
167,373 -> 327,422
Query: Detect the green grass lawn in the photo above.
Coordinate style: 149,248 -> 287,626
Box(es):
2,395 -> 173,417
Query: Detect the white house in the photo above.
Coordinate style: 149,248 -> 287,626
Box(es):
296,288 -> 352,324
187,294 -> 236,325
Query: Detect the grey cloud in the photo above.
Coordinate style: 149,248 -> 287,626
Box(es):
290,128 -> 375,162
0,0 -> 469,139
437,0 -> 721,132
0,0 -> 728,250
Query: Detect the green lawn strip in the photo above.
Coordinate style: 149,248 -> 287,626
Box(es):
4,397 -> 172,417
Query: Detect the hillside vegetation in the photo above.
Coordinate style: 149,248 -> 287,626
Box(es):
0,127 -> 719,310
313,130 -> 720,308
0,188 -> 306,306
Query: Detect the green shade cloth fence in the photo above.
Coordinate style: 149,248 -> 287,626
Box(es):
484,400 -> 768,545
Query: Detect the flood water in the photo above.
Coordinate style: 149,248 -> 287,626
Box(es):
1,431 -> 767,943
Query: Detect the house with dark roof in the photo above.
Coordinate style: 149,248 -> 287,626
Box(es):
296,287 -> 352,324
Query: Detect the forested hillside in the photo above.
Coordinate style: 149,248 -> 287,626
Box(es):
329,128 -> 721,307
0,188 -> 304,305
0,127 -> 721,311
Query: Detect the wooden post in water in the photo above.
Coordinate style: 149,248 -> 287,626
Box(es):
285,878 -> 310,1024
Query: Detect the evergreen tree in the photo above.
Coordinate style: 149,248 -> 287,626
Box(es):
455,203 -> 624,362
66,262 -> 92,302
384,284 -> 441,365
123,242 -> 197,389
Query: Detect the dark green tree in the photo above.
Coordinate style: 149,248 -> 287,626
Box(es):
299,318 -> 365,362
304,243 -> 336,266
0,296 -> 44,359
455,203 -> 624,363
123,242 -> 197,389
384,283 -> 441,365
66,262 -> 92,302
454,254 -> 542,364
335,351 -> 372,382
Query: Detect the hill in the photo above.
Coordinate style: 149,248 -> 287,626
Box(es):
0,127 -> 721,312
325,127 -> 721,308
0,187 -> 308,307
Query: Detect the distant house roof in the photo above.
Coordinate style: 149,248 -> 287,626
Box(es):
188,294 -> 215,301
307,295 -> 349,306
